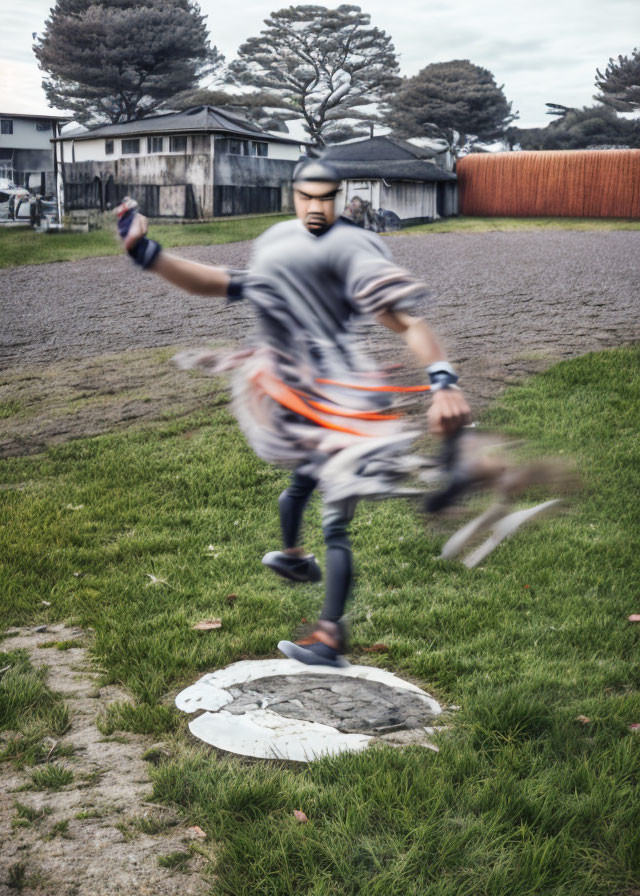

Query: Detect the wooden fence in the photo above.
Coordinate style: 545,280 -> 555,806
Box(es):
457,150 -> 640,218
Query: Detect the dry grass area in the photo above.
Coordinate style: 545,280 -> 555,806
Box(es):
0,625 -> 212,896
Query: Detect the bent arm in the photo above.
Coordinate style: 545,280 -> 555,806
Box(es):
376,309 -> 447,367
376,309 -> 471,435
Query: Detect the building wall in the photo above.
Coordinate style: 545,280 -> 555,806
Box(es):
0,116 -> 56,151
263,142 -> 301,161
62,147 -> 214,218
337,178 -> 445,221
457,149 -> 640,218
67,133 -> 300,163
62,132 -> 300,217
213,145 -> 297,216
69,133 -> 200,163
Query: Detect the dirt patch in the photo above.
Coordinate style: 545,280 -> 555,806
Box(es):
1,231 -> 638,459
0,346 -> 230,458
0,626 -> 211,896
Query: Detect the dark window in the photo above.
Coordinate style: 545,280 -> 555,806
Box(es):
105,140 -> 114,155
250,141 -> 268,157
1,120 -> 13,135
228,139 -> 247,155
169,135 -> 187,152
36,121 -> 51,132
121,138 -> 140,154
147,136 -> 163,153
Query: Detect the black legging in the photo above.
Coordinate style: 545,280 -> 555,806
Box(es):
278,470 -> 354,624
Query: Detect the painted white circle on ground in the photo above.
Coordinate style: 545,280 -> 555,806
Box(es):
175,659 -> 443,762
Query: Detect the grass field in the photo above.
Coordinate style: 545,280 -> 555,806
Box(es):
2,346 -> 640,895
2,215 -> 639,270
0,214 -> 292,270
401,216 -> 640,234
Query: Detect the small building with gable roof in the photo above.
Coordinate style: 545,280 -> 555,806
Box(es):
321,136 -> 458,225
54,106 -> 305,219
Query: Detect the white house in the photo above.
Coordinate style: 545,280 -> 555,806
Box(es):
55,106 -> 305,218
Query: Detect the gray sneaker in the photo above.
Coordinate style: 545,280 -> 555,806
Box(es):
262,551 -> 322,583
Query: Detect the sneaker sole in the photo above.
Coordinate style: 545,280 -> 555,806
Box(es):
278,640 -> 349,668
262,556 -> 322,583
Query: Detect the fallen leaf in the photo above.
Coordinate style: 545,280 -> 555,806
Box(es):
293,810 -> 308,823
187,825 -> 207,840
362,643 -> 389,653
628,614 -> 640,622
576,715 -> 590,724
146,574 -> 168,586
192,619 -> 222,631
225,594 -> 238,606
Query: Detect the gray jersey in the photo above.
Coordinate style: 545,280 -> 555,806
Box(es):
242,217 -> 426,392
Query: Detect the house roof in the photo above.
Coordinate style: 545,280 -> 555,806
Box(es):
53,106 -> 302,145
321,136 -> 441,162
1,111 -> 71,121
330,159 -> 457,183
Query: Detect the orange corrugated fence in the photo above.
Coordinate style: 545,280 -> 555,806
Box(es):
457,150 -> 640,218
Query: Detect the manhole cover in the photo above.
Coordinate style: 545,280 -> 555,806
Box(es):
176,659 -> 443,761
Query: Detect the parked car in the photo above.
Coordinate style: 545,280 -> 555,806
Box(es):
0,179 -> 32,221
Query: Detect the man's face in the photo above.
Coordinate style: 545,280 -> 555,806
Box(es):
293,180 -> 340,234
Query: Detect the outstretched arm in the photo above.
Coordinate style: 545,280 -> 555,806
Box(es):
376,309 -> 471,435
118,203 -> 231,298
152,250 -> 230,297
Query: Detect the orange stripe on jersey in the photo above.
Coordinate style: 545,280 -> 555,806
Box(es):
316,378 -> 431,393
251,369 -> 374,437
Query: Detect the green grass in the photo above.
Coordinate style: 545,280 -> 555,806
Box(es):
44,818 -> 71,840
0,400 -> 21,419
12,801 -> 53,829
403,215 -> 640,234
6,862 -> 28,892
3,214 -> 638,270
97,700 -> 179,736
0,650 -> 71,767
1,346 -> 639,894
0,214 -> 292,270
29,763 -> 74,791
157,850 -> 192,870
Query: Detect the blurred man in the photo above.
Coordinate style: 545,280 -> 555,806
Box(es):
117,160 -> 470,667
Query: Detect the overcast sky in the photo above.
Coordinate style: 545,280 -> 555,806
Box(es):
1,0 -> 638,128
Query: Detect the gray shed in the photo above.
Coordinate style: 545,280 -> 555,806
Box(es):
321,136 -> 458,224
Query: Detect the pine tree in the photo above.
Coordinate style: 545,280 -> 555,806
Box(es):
384,60 -> 518,153
229,5 -> 399,146
510,105 -> 639,150
595,48 -> 640,113
166,87 -> 292,133
34,0 -> 222,124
